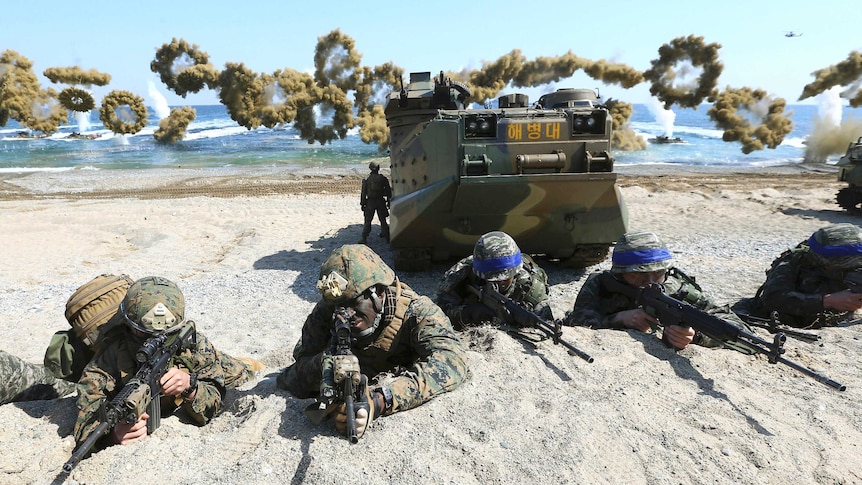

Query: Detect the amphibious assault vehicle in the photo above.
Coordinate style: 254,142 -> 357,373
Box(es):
384,71 -> 628,270
836,136 -> 862,212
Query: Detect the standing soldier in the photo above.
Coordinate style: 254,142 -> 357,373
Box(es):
360,161 -> 391,244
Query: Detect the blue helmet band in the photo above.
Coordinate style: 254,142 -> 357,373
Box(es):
612,248 -> 672,266
808,235 -> 862,258
473,253 -> 522,274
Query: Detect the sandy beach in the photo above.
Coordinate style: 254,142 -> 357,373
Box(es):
1,163 -> 860,485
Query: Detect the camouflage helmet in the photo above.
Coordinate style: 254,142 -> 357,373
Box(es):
472,231 -> 523,281
611,231 -> 673,273
120,276 -> 185,335
808,223 -> 862,269
316,244 -> 395,305
369,161 -> 380,171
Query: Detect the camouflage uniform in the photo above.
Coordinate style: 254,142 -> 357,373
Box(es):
73,327 -> 226,445
277,245 -> 468,415
360,162 -> 392,242
73,277 -> 226,447
436,254 -> 553,328
563,268 -> 741,348
563,231 -> 746,348
735,223 -> 862,328
0,350 -> 75,405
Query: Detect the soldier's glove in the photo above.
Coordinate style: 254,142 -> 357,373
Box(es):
334,374 -> 374,440
361,204 -> 367,211
460,303 -> 497,326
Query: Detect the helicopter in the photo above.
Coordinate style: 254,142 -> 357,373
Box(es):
784,31 -> 803,37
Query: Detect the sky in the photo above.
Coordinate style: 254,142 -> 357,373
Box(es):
2,0 -> 859,108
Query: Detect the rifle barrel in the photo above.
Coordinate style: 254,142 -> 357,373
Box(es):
534,320 -> 594,363
63,421 -> 111,473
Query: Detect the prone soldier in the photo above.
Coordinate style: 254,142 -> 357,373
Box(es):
277,244 -> 468,440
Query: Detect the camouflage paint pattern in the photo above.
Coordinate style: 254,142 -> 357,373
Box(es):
121,276 -> 185,334
611,231 -> 674,273
0,350 -> 75,405
74,328 -> 226,446
316,245 -> 396,305
564,268 -> 747,348
277,280 -> 468,415
836,137 -> 862,211
384,72 -> 627,269
471,231 -> 522,281
436,254 -> 553,328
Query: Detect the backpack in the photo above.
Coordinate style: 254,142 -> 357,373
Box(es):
44,274 -> 133,382
366,173 -> 385,199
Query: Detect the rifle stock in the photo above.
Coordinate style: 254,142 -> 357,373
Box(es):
599,273 -> 845,391
63,324 -> 196,473
468,283 -> 593,363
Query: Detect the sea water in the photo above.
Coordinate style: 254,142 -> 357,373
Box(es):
1,103 -> 861,173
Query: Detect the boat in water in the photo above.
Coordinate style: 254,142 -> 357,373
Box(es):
648,135 -> 684,144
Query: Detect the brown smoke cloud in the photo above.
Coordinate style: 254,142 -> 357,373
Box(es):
353,63 -> 403,148
99,90 -> 149,135
22,87 -> 67,134
643,35 -> 723,109
803,117 -> 862,162
216,62 -> 267,130
707,87 -> 794,154
258,68 -> 316,129
799,51 -> 862,107
293,84 -> 353,145
151,38 -> 219,98
606,98 -> 647,151
58,87 -> 95,112
0,50 -> 42,129
154,106 -> 197,143
447,50 -> 643,105
43,66 -> 111,86
313,29 -> 362,93
355,104 -> 389,150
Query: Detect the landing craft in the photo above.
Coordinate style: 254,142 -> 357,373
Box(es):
384,71 -> 628,271
784,31 -> 803,37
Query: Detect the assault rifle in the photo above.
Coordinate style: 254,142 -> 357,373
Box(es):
63,323 -> 196,472
734,310 -> 821,342
467,282 -> 594,363
304,308 -> 369,443
599,273 -> 845,391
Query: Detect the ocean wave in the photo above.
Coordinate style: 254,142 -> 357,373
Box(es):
0,166 -> 81,173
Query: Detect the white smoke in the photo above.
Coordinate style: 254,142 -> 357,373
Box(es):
816,86 -> 843,127
147,80 -> 171,119
74,110 -> 91,132
646,96 -> 677,137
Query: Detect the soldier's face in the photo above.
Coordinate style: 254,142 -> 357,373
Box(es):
621,270 -> 667,288
348,293 -> 379,333
492,276 -> 515,293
